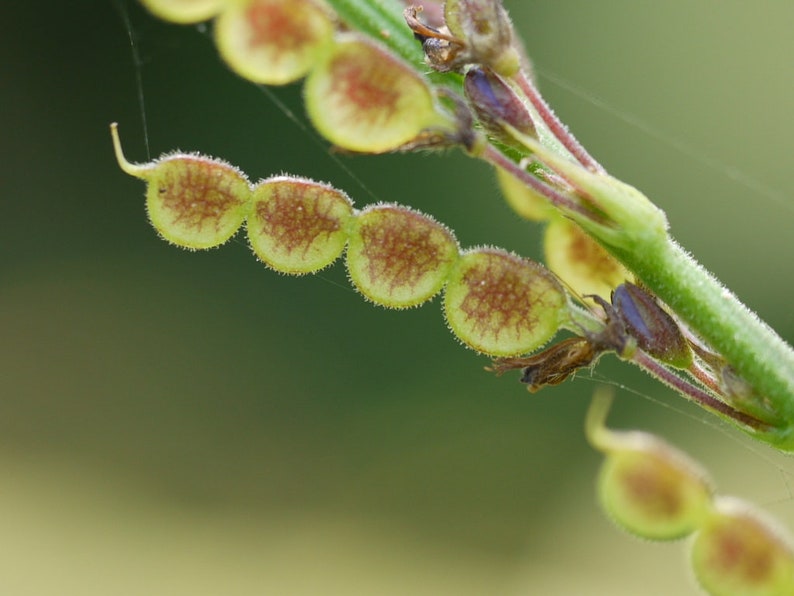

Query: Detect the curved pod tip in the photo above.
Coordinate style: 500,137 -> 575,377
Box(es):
111,123 -> 251,250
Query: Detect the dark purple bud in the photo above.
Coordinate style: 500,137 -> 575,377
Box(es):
464,66 -> 536,141
613,283 -> 692,369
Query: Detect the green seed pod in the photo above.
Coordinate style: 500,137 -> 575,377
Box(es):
346,204 -> 459,308
248,176 -> 353,274
304,33 -> 456,153
215,0 -> 333,85
691,497 -> 794,596
495,166 -> 553,222
544,216 -> 629,302
443,247 -> 568,356
596,430 -> 714,541
139,0 -> 226,24
111,124 -> 251,250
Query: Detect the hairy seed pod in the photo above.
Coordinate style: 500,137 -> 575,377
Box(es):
544,217 -> 629,301
494,167 -> 553,222
111,124 -> 251,249
304,33 -> 456,153
596,430 -> 714,541
691,497 -> 794,596
346,204 -> 459,308
612,282 -> 692,369
215,0 -> 333,85
138,0 -> 226,24
464,66 -> 536,142
444,248 -> 568,356
248,176 -> 353,274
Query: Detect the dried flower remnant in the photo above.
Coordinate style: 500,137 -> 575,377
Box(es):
304,34 -> 457,153
248,177 -> 353,274
346,205 -> 459,308
405,0 -> 519,75
111,124 -> 251,249
488,337 -> 600,393
215,0 -> 333,85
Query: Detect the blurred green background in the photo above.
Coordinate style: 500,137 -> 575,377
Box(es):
2,1 -> 793,594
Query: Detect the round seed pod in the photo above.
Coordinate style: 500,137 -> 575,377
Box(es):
215,0 -> 333,85
139,0 -> 226,24
346,204 -> 459,308
443,247 -> 568,356
111,124 -> 251,250
597,430 -> 714,541
691,497 -> 794,596
304,33 -> 455,153
495,167 -> 554,222
248,176 -> 353,274
544,216 -> 629,302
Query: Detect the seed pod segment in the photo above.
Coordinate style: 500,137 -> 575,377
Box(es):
248,176 -> 353,274
304,34 -> 456,153
139,0 -> 226,23
495,166 -> 554,222
544,217 -> 628,301
691,497 -> 794,596
444,247 -> 568,356
597,431 -> 714,540
111,123 -> 251,250
586,390 -> 714,541
215,0 -> 333,85
346,204 -> 459,308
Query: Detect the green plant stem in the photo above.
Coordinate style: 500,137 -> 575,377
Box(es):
326,0 -> 423,66
609,237 -> 794,447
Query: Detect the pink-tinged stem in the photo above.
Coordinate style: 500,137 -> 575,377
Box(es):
513,71 -> 605,174
632,351 -> 768,431
481,144 -> 597,220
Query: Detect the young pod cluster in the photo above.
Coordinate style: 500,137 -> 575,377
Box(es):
587,391 -> 794,596
113,124 -> 572,357
138,0 -> 460,154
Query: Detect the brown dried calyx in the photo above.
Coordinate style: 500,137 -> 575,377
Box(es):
405,0 -> 520,76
